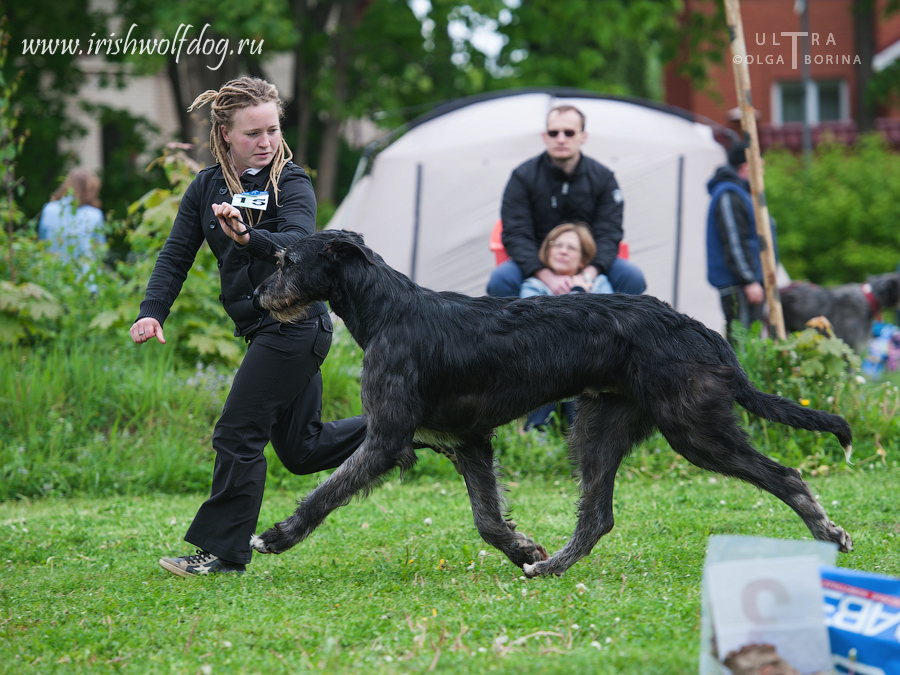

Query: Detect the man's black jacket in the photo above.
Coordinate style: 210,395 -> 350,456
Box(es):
500,152 -> 624,278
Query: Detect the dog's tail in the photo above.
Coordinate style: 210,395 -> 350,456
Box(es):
735,379 -> 854,463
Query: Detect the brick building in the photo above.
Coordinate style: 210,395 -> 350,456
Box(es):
665,0 -> 900,149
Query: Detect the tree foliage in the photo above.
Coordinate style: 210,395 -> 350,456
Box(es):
482,0 -> 725,99
2,1 -> 110,216
5,0 -> 731,218
764,133 -> 900,285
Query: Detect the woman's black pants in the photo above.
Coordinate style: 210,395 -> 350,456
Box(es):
184,314 -> 366,564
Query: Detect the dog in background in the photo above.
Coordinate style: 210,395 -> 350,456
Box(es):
780,272 -> 900,352
250,230 -> 853,578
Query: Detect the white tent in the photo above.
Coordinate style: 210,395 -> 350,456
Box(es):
328,89 -> 728,331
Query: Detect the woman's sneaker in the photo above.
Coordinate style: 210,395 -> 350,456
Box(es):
159,550 -> 246,577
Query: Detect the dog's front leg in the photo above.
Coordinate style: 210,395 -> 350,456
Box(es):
522,478 -> 616,578
251,437 -> 416,555
524,393 -> 650,578
459,443 -> 548,567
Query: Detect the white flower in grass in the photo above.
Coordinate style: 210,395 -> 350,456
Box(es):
575,583 -> 587,594
424,517 -> 432,526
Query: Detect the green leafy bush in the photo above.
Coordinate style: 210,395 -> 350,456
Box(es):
764,134 -> 900,284
1,147 -> 244,366
731,322 -> 898,473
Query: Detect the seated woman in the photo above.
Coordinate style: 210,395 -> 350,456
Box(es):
519,222 -> 613,430
519,222 -> 613,298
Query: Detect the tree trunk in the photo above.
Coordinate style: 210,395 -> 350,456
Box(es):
853,0 -> 877,132
166,56 -> 193,155
314,0 -> 356,205
164,24 -> 240,166
292,0 -> 312,165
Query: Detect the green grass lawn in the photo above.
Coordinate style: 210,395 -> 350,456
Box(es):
2,455 -> 898,675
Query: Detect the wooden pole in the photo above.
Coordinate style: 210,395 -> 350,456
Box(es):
723,0 -> 786,340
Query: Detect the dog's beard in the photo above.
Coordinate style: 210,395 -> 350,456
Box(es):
266,298 -> 310,324
258,287 -> 311,324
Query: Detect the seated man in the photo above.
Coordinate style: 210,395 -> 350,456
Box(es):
487,104 -> 645,297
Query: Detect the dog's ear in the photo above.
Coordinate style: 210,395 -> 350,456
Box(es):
322,233 -> 376,265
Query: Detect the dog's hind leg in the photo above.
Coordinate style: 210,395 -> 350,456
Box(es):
525,394 -> 655,578
457,438 -> 549,567
251,430 -> 418,555
657,407 -> 853,553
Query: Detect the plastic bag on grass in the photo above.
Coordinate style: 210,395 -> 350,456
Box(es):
700,535 -> 838,675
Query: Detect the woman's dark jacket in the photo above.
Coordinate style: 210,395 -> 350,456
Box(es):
137,161 -> 326,337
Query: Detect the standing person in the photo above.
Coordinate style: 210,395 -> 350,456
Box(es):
487,105 -> 645,297
130,77 -> 366,577
38,167 -> 106,260
706,141 -> 775,342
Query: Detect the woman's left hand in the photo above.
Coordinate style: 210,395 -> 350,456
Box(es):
213,202 -> 250,245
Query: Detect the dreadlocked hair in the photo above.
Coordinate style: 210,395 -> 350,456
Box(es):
188,77 -> 293,215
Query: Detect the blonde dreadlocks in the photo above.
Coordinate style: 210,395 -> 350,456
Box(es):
188,78 -> 293,217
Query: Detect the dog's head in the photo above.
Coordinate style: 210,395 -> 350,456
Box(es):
255,230 -> 376,324
869,272 -> 900,309
317,230 -> 377,266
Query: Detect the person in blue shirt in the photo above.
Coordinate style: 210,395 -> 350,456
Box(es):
38,168 -> 106,260
706,142 -> 776,342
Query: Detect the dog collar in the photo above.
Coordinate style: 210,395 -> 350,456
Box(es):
862,283 -> 882,320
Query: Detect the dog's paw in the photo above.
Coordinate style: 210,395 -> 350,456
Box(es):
830,522 -> 853,553
508,536 -> 549,567
523,562 -> 537,578
250,534 -> 272,554
250,527 -> 292,555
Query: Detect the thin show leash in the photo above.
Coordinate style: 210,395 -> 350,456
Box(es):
222,217 -> 253,238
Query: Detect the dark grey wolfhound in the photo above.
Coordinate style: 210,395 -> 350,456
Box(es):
250,230 -> 853,578
781,272 -> 900,353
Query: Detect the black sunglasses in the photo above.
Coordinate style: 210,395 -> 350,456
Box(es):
547,129 -> 577,138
